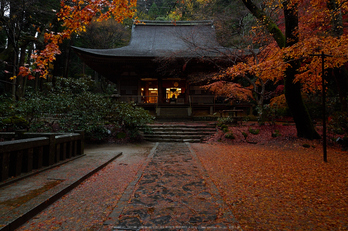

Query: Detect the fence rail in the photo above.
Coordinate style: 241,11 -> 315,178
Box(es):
117,95 -> 222,105
0,131 -> 84,182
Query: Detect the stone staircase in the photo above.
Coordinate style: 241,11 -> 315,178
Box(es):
141,122 -> 217,143
156,107 -> 191,121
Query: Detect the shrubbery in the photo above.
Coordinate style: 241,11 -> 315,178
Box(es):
0,77 -> 154,142
225,132 -> 235,139
217,116 -> 235,126
248,128 -> 260,135
329,111 -> 348,149
329,112 -> 348,135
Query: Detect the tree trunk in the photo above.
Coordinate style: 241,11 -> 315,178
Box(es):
23,48 -> 33,94
256,94 -> 264,122
11,51 -> 17,101
16,46 -> 27,99
252,80 -> 266,122
241,0 -> 285,47
284,62 -> 320,139
283,1 -> 320,139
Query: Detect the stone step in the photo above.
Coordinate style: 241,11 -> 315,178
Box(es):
147,123 -> 216,128
143,132 -> 215,137
144,138 -> 202,143
145,128 -> 216,133
147,126 -> 216,130
141,122 -> 217,143
157,107 -> 190,118
145,125 -> 216,129
143,134 -> 205,139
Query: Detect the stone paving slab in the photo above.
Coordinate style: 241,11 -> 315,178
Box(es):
0,150 -> 122,231
103,142 -> 242,231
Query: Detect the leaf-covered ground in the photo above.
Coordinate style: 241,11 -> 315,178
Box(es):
192,124 -> 348,230
16,124 -> 348,230
210,122 -> 333,146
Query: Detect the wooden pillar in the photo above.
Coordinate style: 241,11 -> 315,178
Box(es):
158,77 -> 163,104
185,80 -> 190,104
137,79 -> 141,103
55,144 -> 60,163
60,143 -> 67,161
117,79 -> 121,95
66,141 -> 72,159
22,148 -> 33,173
11,150 -> 23,177
72,141 -> 77,157
47,134 -> 56,165
33,146 -> 43,169
0,152 -> 10,181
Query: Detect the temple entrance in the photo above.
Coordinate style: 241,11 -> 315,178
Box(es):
140,79 -> 158,103
166,88 -> 182,103
140,78 -> 187,105
163,79 -> 186,104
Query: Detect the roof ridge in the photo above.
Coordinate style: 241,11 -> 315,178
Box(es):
133,20 -> 213,26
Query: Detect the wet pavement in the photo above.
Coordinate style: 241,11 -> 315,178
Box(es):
104,142 -> 241,230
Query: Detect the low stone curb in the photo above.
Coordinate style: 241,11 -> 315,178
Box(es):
0,152 -> 123,231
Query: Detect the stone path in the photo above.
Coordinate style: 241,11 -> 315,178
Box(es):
104,142 -> 241,230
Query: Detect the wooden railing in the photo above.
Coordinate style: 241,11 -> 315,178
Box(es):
117,95 -> 220,105
0,131 -> 84,182
117,95 -> 158,104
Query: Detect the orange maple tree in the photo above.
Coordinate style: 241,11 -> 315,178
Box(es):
205,43 -> 282,120
203,81 -> 253,102
13,0 -> 136,80
226,0 -> 348,92
209,0 -> 348,139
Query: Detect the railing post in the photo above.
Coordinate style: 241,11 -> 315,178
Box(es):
61,143 -> 67,161
66,141 -> 72,159
0,152 -> 10,181
47,134 -> 56,165
55,143 -> 60,163
33,146 -> 43,169
11,150 -> 23,177
22,148 -> 33,173
72,140 -> 77,157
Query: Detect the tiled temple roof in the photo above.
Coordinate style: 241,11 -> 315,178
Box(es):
72,20 -> 238,59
